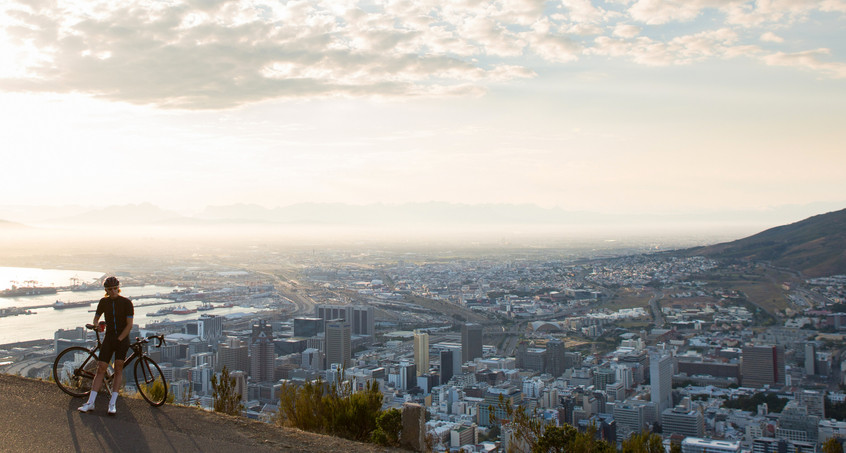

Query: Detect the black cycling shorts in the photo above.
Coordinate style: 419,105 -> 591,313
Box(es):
99,337 -> 130,363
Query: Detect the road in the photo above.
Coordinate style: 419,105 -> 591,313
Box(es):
0,374 -> 397,453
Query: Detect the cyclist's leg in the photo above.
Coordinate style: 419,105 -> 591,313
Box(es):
110,338 -> 130,393
112,359 -> 125,390
91,361 -> 109,392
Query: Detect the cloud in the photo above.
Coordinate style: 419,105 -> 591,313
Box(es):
613,24 -> 641,38
760,32 -> 784,43
762,48 -> 846,78
590,28 -> 750,65
0,0 -> 538,109
0,0 -> 844,109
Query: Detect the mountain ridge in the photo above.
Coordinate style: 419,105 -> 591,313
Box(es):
687,208 -> 846,277
5,200 -> 842,228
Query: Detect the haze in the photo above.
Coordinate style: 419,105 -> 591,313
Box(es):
1,0 -> 845,248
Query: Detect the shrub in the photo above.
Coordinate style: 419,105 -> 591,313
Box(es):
371,408 -> 402,446
211,366 -> 244,416
277,371 -> 387,443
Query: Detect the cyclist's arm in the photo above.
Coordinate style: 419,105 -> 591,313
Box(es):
118,317 -> 133,341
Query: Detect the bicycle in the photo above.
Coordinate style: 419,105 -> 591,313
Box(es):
53,323 -> 169,406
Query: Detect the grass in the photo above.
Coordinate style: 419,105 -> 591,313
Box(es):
601,288 -> 653,311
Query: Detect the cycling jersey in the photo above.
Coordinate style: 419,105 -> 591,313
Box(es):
95,295 -> 134,339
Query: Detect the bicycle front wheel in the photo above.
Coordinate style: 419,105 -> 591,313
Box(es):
134,356 -> 167,406
53,346 -> 99,398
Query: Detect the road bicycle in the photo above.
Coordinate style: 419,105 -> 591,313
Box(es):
53,323 -> 169,406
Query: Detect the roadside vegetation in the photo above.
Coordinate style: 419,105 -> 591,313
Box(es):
276,373 -> 401,447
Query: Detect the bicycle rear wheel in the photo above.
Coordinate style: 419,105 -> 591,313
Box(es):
53,346 -> 99,397
134,356 -> 168,406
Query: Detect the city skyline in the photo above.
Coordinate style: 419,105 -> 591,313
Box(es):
1,1 -> 845,217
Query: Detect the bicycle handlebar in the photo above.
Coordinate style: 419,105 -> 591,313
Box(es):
84,324 -> 165,347
134,334 -> 167,348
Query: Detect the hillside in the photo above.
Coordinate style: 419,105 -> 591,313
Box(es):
689,208 -> 846,277
0,373 -> 402,453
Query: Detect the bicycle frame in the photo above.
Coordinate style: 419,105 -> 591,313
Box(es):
80,325 -> 163,392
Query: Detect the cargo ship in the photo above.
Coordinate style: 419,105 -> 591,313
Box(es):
53,300 -> 92,309
171,305 -> 198,315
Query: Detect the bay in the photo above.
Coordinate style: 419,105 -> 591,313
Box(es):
0,284 -> 260,344
0,267 -> 104,291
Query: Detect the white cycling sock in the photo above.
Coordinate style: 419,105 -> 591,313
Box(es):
110,392 -> 119,405
87,390 -> 98,404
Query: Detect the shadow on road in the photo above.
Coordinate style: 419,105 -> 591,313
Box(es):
66,395 -> 152,453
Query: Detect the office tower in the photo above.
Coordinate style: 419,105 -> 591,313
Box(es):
461,323 -> 483,363
198,314 -> 223,341
440,349 -> 454,385
398,361 -> 416,390
54,327 -> 88,355
217,337 -> 249,374
251,319 -> 273,344
776,400 -> 820,443
230,370 -> 248,403
250,329 -> 275,382
804,343 -> 816,376
545,339 -> 566,377
324,319 -> 351,369
594,367 -> 617,391
414,329 -> 430,376
662,406 -> 705,437
315,304 -> 374,337
742,345 -> 786,388
650,352 -> 673,417
293,317 -> 323,337
613,402 -> 646,444
795,389 -> 825,418
302,347 -> 324,371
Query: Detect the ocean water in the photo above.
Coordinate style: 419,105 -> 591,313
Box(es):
0,267 -> 104,291
0,271 -> 260,344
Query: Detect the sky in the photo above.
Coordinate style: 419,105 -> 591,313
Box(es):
1,0 -> 845,217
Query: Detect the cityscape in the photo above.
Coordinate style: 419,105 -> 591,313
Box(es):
2,0 -> 845,451
2,210 -> 845,452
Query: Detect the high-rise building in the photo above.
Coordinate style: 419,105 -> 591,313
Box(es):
804,343 -> 816,376
398,361 -> 416,390
293,317 -> 324,338
302,347 -> 324,370
315,304 -> 374,337
795,389 -> 825,418
217,336 -> 249,374
742,345 -> 786,388
461,323 -> 483,363
250,329 -> 275,383
440,349 -> 454,385
414,329 -> 429,376
251,320 -> 273,344
662,406 -> 705,437
650,352 -> 673,417
324,319 -> 351,369
198,314 -> 223,341
776,400 -> 820,444
545,339 -> 566,377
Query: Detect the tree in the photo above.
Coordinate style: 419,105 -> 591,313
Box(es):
622,431 -> 664,453
489,395 -> 615,453
371,408 -> 402,446
823,438 -> 843,453
210,365 -> 244,416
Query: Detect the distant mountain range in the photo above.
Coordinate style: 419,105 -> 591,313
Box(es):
0,200 -> 839,228
689,208 -> 846,277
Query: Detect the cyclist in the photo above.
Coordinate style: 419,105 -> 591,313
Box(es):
78,276 -> 134,415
